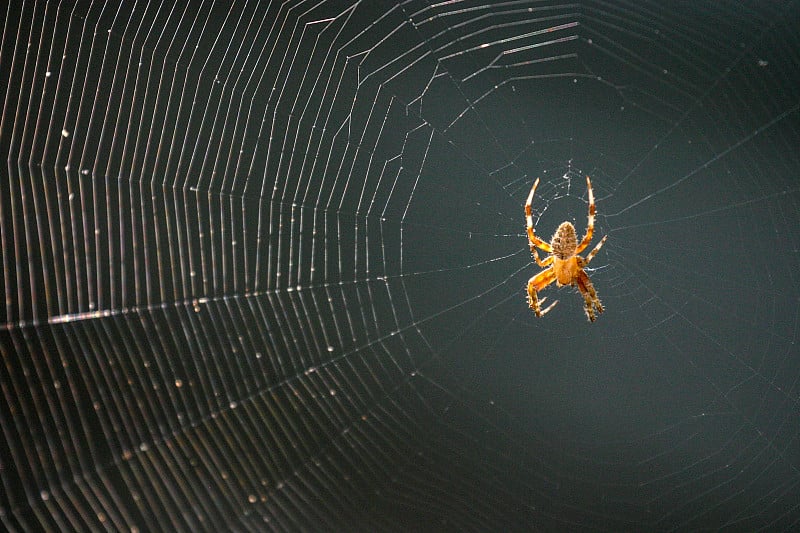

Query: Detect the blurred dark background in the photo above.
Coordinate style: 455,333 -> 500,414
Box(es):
2,1 -> 800,531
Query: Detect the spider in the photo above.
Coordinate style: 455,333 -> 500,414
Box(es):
525,175 -> 608,322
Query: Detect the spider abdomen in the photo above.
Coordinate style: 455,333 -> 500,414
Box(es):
551,221 -> 577,259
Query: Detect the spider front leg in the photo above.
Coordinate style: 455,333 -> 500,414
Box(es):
525,178 -> 554,257
527,268 -> 559,317
576,175 -> 597,254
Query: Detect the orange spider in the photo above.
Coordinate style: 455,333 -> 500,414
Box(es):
525,176 -> 608,322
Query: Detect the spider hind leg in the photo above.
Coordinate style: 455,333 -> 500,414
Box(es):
527,269 -> 559,318
576,270 -> 603,322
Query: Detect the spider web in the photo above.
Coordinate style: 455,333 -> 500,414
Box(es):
2,0 -> 800,530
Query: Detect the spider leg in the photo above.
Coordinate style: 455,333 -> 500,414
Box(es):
575,175 -> 596,254
527,268 -> 559,317
583,234 -> 608,265
532,250 -> 554,268
525,178 -> 553,254
576,269 -> 603,322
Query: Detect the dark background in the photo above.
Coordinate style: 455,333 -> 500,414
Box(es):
2,0 -> 800,531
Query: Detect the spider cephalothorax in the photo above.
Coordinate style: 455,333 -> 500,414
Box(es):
524,176 -> 608,321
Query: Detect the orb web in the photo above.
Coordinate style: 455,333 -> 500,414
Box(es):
2,1 -> 800,530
